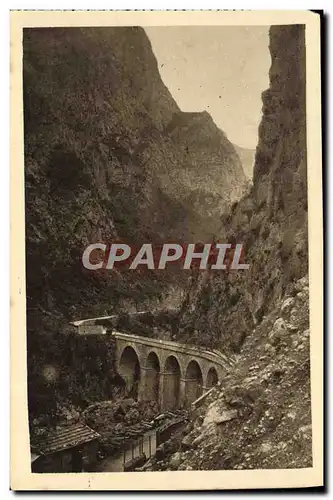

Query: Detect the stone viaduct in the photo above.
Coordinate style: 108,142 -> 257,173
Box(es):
75,319 -> 235,411
112,332 -> 234,411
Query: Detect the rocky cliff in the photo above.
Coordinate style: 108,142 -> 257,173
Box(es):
23,27 -> 246,418
24,26 -> 247,322
178,24 -> 307,352
165,24 -> 311,470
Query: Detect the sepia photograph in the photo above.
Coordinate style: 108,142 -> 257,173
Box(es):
10,10 -> 323,490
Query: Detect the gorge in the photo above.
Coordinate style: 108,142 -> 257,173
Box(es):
24,24 -> 310,472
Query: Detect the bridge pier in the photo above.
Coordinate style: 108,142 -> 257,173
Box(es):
159,371 -> 181,411
138,366 -> 160,405
182,378 -> 203,407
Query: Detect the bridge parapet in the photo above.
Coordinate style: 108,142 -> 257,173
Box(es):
112,331 -> 235,371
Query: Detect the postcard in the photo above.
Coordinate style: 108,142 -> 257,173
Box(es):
10,9 -> 323,490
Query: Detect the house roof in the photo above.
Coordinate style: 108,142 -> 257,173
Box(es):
32,423 -> 100,455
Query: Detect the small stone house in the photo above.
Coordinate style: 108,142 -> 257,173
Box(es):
31,423 -> 101,473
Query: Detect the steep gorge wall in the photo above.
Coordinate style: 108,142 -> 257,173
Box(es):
150,23 -> 312,473
24,27 -> 246,417
24,27 -> 247,326
178,24 -> 308,352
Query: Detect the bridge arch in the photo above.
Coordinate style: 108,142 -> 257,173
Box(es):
163,355 -> 181,410
118,345 -> 141,400
206,366 -> 219,389
185,359 -> 203,406
144,351 -> 161,404
111,331 -> 233,411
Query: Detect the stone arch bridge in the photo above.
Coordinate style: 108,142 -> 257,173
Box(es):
112,332 -> 234,411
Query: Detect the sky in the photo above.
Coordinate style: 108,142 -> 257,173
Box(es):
145,26 -> 271,149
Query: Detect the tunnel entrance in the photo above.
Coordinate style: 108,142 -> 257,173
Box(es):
118,346 -> 141,400
145,351 -> 160,404
163,356 -> 181,410
206,367 -> 218,389
185,360 -> 203,406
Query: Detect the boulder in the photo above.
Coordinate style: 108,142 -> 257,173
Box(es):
294,275 -> 309,292
192,433 -> 206,447
169,452 -> 183,469
181,434 -> 193,451
215,409 -> 238,424
281,297 -> 295,316
269,317 -> 289,344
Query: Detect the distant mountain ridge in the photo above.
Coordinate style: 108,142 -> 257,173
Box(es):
233,144 -> 256,180
178,23 -> 308,354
